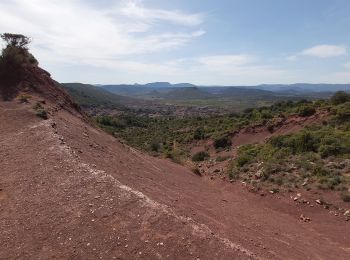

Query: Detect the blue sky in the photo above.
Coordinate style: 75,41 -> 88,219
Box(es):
1,0 -> 350,85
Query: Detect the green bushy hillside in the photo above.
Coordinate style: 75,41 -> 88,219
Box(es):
230,92 -> 350,200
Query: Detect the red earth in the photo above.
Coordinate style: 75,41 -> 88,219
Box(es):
1,67 -> 350,259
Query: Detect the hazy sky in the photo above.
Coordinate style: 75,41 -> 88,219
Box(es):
1,0 -> 350,85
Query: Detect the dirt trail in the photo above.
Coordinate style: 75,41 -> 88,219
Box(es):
1,99 -> 350,259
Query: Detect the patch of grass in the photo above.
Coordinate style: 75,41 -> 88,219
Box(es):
18,94 -> 30,103
35,109 -> 48,119
33,102 -> 48,119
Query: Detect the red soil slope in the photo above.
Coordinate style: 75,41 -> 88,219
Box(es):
231,112 -> 329,147
1,70 -> 350,259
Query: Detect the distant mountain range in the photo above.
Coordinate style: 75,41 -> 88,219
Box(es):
255,83 -> 350,93
61,82 -> 340,114
95,82 -> 349,99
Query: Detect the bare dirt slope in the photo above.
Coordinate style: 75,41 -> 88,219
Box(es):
1,96 -> 350,259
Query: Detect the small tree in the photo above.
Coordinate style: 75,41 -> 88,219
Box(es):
1,33 -> 30,49
331,91 -> 350,105
0,33 -> 36,100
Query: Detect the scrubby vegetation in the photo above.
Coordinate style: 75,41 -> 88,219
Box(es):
213,136 -> 232,150
229,93 -> 350,200
95,99 -> 323,156
18,94 -> 30,103
95,113 -> 240,160
192,151 -> 210,162
33,102 -> 48,119
96,91 -> 350,199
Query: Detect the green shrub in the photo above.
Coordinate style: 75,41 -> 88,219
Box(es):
213,136 -> 232,149
298,105 -> 316,117
36,109 -> 48,119
165,149 -> 185,164
319,144 -> 340,158
228,167 -> 240,180
331,91 -> 350,105
236,154 -> 253,167
193,127 -> 205,140
332,102 -> 350,122
33,102 -> 48,119
313,165 -> 329,177
340,192 -> 350,202
18,94 -> 30,103
33,102 -> 43,110
150,139 -> 161,152
192,151 -> 210,162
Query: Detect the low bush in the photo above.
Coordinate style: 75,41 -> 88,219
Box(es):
33,102 -> 48,119
192,151 -> 210,162
18,94 -> 30,103
150,139 -> 161,152
35,109 -> 48,119
213,136 -> 232,149
193,127 -> 205,140
298,105 -> 316,117
340,192 -> 350,202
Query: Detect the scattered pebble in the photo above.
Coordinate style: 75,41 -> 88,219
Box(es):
299,214 -> 311,222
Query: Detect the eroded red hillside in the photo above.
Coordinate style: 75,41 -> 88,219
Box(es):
0,66 -> 350,259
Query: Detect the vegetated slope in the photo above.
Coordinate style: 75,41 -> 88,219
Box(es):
97,96 -> 350,206
229,97 -> 350,198
95,100 -> 324,160
62,83 -> 134,108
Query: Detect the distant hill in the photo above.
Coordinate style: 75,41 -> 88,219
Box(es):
100,84 -> 151,97
100,82 -> 350,98
220,87 -> 274,97
155,87 -> 213,100
61,83 -> 141,109
101,82 -> 197,96
144,82 -> 172,88
256,83 -> 350,93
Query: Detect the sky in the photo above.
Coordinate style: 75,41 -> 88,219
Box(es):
1,0 -> 350,85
